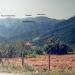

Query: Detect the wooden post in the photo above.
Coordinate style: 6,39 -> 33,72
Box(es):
49,55 -> 50,71
21,41 -> 25,66
22,52 -> 24,66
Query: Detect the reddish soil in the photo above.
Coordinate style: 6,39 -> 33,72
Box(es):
2,55 -> 75,71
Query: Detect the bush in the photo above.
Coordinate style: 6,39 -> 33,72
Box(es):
45,42 -> 72,55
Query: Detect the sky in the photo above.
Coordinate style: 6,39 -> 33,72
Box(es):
0,0 -> 75,19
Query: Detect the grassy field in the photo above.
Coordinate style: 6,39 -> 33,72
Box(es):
0,64 -> 75,75
0,55 -> 75,75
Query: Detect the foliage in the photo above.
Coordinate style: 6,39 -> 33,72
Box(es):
0,38 -> 74,58
44,38 -> 73,55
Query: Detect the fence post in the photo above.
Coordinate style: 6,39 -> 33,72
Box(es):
49,55 -> 50,71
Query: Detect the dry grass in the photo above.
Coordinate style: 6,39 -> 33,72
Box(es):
0,55 -> 75,74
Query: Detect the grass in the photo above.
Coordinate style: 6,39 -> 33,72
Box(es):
0,64 -> 75,75
21,71 -> 75,75
0,55 -> 75,75
0,63 -> 34,73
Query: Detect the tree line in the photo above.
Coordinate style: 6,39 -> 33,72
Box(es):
0,38 -> 74,59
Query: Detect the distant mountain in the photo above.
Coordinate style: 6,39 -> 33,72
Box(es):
53,16 -> 75,44
1,16 -> 75,45
39,16 -> 75,45
0,16 -> 62,43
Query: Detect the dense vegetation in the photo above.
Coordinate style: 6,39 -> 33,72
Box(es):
0,38 -> 73,59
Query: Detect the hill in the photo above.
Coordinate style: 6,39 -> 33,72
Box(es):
0,16 -> 62,43
39,16 -> 75,45
53,16 -> 75,44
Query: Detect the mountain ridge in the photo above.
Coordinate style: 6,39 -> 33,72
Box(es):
0,16 -> 62,43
